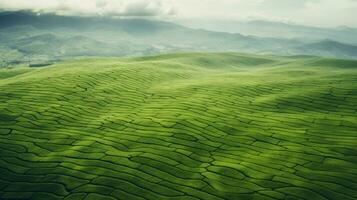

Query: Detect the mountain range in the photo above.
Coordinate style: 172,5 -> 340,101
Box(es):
1,11 -> 357,66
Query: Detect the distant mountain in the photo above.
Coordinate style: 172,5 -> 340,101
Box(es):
242,21 -> 357,44
0,11 -> 356,66
295,40 -> 357,58
179,19 -> 357,44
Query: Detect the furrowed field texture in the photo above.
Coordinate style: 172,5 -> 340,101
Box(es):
0,53 -> 357,200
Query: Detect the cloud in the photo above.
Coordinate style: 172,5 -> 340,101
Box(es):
172,0 -> 357,27
0,0 -> 357,27
293,0 -> 357,27
0,0 -> 176,17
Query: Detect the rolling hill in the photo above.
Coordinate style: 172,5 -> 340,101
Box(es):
0,53 -> 356,199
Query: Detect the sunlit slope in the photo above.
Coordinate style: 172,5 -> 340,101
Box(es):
0,53 -> 357,200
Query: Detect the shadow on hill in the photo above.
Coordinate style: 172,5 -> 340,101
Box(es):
309,58 -> 357,68
128,53 -> 277,69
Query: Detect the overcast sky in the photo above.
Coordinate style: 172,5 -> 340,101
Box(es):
1,0 -> 357,28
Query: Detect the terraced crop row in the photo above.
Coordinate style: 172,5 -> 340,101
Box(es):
0,53 -> 357,200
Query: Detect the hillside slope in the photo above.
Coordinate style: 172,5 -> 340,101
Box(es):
0,53 -> 357,199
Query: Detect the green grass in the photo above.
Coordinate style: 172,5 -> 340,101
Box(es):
0,52 -> 357,200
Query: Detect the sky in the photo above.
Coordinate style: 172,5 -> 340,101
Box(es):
0,0 -> 357,28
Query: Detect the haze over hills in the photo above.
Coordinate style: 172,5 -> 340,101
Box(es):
179,19 -> 357,44
1,11 -> 357,66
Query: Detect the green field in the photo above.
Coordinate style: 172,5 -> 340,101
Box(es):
0,53 -> 357,200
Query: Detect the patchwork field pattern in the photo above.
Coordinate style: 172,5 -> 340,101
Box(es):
0,53 -> 357,200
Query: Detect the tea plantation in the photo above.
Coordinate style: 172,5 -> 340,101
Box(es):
0,53 -> 357,200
